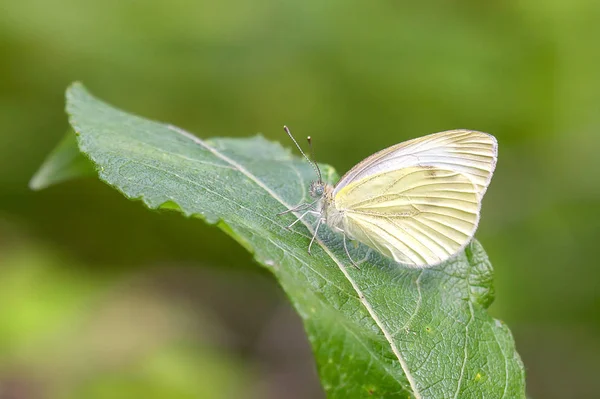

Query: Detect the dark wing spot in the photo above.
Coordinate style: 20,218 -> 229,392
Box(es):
419,165 -> 437,177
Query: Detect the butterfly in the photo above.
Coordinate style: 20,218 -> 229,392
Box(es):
280,126 -> 497,268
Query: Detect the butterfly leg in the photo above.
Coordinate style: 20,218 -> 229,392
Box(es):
286,210 -> 312,230
308,218 -> 324,255
277,203 -> 309,216
343,233 -> 361,270
277,199 -> 319,216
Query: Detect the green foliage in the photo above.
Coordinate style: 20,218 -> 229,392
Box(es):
0,245 -> 254,399
33,83 -> 526,398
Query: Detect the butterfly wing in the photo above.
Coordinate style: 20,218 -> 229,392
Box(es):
333,130 -> 497,199
333,166 -> 480,267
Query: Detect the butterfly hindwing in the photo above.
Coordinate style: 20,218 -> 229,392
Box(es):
333,166 -> 480,267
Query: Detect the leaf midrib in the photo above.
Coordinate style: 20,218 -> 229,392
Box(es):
166,125 -> 423,398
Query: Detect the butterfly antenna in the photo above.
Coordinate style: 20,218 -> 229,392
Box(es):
306,136 -> 323,183
283,125 -> 322,183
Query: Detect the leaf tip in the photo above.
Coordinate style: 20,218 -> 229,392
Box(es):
67,81 -> 85,94
29,131 -> 95,191
65,82 -> 93,115
28,172 -> 46,191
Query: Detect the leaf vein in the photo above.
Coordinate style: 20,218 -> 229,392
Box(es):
453,301 -> 474,399
167,125 -> 423,398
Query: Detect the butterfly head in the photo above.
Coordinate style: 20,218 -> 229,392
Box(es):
309,180 -> 325,198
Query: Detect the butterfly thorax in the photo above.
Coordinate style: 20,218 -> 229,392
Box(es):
310,181 -> 337,216
317,184 -> 347,232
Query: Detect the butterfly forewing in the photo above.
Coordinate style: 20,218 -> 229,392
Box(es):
333,130 -> 497,199
333,167 -> 480,267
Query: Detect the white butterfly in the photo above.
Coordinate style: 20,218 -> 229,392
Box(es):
281,127 -> 497,268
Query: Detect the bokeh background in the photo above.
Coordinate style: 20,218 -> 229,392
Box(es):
1,1 -> 599,398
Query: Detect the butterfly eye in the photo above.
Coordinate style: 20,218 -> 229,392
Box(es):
310,181 -> 325,198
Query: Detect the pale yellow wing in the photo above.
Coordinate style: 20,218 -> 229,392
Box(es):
334,166 -> 480,267
333,130 -> 497,199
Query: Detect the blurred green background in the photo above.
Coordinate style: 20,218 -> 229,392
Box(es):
1,1 -> 599,398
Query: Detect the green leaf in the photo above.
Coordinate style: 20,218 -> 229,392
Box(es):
29,130 -> 96,190
35,83 -> 526,398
